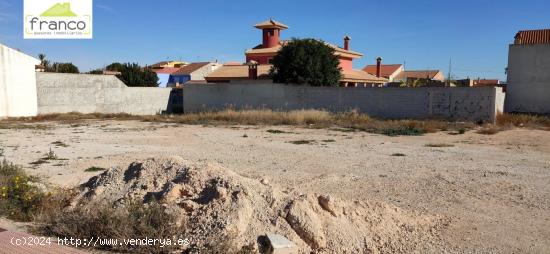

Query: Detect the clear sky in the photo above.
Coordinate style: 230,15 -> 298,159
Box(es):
1,0 -> 549,80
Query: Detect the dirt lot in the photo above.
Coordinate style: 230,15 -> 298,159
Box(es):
1,120 -> 549,253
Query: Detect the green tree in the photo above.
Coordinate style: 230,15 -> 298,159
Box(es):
105,62 -> 125,72
38,54 -> 46,65
46,62 -> 79,73
269,38 -> 342,86
116,63 -> 159,87
87,69 -> 104,74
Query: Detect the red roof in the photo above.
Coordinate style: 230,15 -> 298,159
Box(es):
151,67 -> 180,74
514,29 -> 550,45
396,70 -> 442,80
362,64 -> 403,77
474,79 -> 500,86
172,62 -> 211,75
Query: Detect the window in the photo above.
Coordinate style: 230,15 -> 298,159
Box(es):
268,58 -> 274,64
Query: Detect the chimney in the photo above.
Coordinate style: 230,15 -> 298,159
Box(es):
376,57 -> 382,78
343,36 -> 351,50
247,60 -> 258,80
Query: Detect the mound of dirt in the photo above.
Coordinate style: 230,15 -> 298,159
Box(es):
75,156 -> 445,253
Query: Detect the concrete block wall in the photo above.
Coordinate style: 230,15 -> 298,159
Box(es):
184,83 -> 505,123
36,73 -> 172,115
505,44 -> 550,114
0,43 -> 41,118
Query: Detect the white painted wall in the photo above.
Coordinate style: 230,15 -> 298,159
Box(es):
0,43 -> 40,118
506,44 -> 550,114
388,65 -> 404,82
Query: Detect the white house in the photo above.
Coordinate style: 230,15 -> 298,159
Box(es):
0,43 -> 40,118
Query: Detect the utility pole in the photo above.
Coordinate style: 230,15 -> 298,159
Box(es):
447,57 -> 452,87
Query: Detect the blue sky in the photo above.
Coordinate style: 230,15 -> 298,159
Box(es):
1,0 -> 549,80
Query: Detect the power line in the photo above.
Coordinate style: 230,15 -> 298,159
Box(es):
452,68 -> 503,74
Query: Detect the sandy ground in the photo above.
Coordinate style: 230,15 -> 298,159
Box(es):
1,120 -> 549,253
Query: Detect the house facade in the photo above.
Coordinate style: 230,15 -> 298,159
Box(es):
363,59 -> 445,85
363,63 -> 404,82
206,19 -> 387,86
151,67 -> 180,88
168,62 -> 221,87
505,29 -> 550,114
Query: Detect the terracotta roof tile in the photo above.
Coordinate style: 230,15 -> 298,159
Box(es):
151,67 -> 180,74
396,70 -> 442,80
172,62 -> 211,75
515,29 -> 550,45
245,41 -> 362,58
254,19 -> 288,30
341,70 -> 387,83
363,64 -> 403,77
473,79 -> 500,86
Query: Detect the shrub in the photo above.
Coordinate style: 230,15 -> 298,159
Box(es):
39,200 -> 187,253
0,160 -> 44,221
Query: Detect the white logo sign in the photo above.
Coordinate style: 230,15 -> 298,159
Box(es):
24,0 -> 93,39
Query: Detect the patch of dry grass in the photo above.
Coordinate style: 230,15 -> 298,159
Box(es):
84,166 -> 108,172
391,153 -> 406,157
497,114 -> 550,129
144,110 -> 474,136
2,110 -> 476,136
478,125 -> 500,135
425,143 -> 455,148
473,114 -> 550,135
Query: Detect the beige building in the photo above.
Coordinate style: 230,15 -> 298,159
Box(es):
505,29 -> 550,114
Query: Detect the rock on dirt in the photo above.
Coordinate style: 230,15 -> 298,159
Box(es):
73,156 -> 445,253
265,233 -> 297,254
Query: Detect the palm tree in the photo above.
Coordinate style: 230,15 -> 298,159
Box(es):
38,54 -> 46,65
